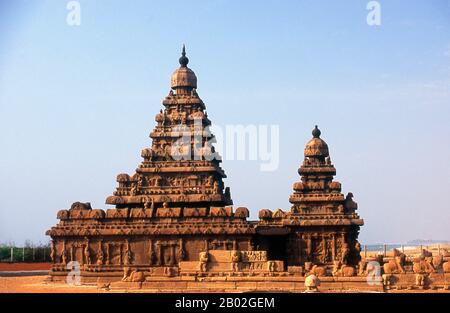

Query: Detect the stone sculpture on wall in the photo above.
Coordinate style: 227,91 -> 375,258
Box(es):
255,126 -> 363,268
45,48 -> 372,291
199,251 -> 209,272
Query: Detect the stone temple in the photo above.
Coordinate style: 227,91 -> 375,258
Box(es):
46,47 -> 370,291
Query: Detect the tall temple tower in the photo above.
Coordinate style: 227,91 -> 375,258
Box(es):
106,45 -> 232,209
47,47 -> 254,281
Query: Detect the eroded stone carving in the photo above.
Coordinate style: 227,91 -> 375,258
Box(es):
122,267 -> 145,282
45,50 -> 369,291
383,249 -> 406,274
199,251 -> 209,272
231,250 -> 240,271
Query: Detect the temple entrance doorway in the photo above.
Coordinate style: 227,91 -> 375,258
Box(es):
254,235 -> 288,270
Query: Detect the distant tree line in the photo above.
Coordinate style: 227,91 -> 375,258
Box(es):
0,241 -> 50,263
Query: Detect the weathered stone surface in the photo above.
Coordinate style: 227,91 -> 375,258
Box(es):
44,48 -> 374,292
256,125 -> 363,269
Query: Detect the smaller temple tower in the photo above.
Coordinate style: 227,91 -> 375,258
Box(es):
256,126 -> 363,268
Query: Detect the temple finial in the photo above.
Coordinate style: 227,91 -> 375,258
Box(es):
179,44 -> 189,67
312,125 -> 321,138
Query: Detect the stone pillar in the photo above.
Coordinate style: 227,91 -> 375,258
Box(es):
84,238 -> 91,265
169,244 -> 175,265
306,234 -> 312,259
178,238 -> 184,262
80,244 -> 85,266
119,244 -> 123,265
97,240 -> 104,266
149,239 -> 153,265
124,240 -> 131,265
298,233 -> 303,262
321,235 -> 327,263
156,242 -> 162,266
61,240 -> 67,265
105,243 -> 110,265
70,244 -> 74,263
331,233 -> 336,261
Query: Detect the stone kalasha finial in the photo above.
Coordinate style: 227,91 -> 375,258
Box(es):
312,125 -> 321,138
304,125 -> 329,158
179,44 -> 189,67
171,45 -> 197,89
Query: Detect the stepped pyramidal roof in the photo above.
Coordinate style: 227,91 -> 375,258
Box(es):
289,125 -> 361,220
106,45 -> 232,209
45,48 -> 372,293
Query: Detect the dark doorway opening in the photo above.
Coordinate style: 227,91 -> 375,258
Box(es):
254,235 -> 288,268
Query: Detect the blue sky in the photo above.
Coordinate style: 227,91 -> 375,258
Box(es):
0,0 -> 449,244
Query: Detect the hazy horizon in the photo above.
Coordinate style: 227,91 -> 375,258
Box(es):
1,0 -> 449,245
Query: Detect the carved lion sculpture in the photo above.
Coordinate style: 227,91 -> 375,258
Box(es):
443,261 -> 450,273
340,265 -> 356,277
431,255 -> 444,270
122,267 -> 145,282
358,259 -> 368,276
332,261 -> 355,277
383,260 -> 404,274
413,257 -> 435,274
309,265 -> 327,277
383,249 -> 406,274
